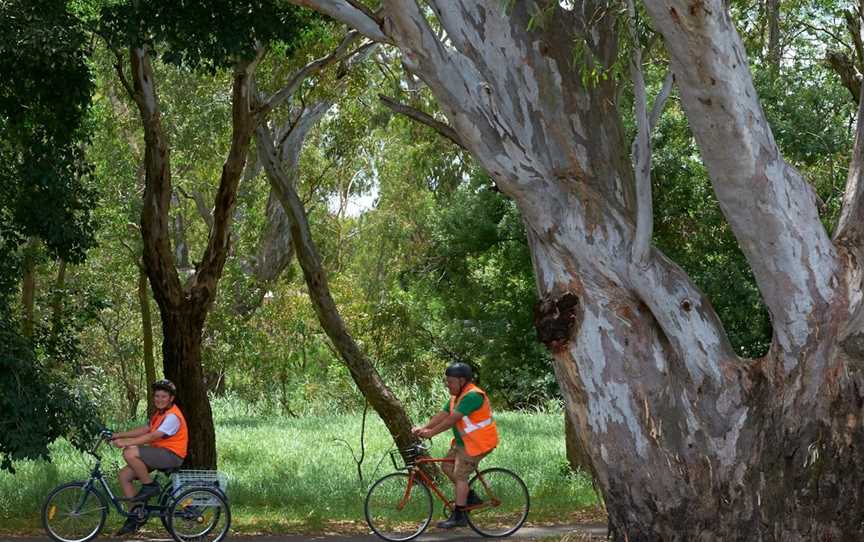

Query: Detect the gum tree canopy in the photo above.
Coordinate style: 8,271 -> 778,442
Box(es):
288,0 -> 864,539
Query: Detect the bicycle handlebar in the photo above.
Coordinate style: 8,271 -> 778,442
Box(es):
87,428 -> 114,458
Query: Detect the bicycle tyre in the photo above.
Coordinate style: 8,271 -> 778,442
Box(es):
42,482 -> 108,542
466,467 -> 530,538
364,472 -> 433,542
166,486 -> 231,542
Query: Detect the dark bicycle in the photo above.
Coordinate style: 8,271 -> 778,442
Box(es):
41,430 -> 231,542
365,442 -> 530,541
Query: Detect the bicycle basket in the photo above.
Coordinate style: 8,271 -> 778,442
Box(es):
172,470 -> 229,497
389,444 -> 427,470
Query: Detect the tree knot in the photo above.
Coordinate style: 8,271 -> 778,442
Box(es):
534,292 -> 581,353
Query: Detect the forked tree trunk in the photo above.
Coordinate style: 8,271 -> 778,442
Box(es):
286,0 -> 864,538
118,45 -> 260,467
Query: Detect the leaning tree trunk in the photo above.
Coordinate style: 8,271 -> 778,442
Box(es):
256,109 -> 423,461
118,45 -> 260,468
286,0 -> 864,538
247,34 -> 423,460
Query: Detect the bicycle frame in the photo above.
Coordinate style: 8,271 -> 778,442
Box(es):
70,438 -> 175,521
399,456 -> 500,513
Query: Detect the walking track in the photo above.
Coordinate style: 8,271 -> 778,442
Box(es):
1,523 -> 608,542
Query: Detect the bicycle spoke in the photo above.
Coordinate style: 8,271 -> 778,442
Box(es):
365,473 -> 432,542
466,468 -> 530,538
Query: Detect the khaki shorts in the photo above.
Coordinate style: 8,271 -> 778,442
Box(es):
442,444 -> 488,481
138,446 -> 183,471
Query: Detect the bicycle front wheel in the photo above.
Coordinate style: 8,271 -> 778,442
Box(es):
364,472 -> 432,542
466,467 -> 530,537
167,487 -> 231,542
42,482 -> 108,542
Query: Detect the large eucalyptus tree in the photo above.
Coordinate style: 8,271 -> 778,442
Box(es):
284,0 -> 864,539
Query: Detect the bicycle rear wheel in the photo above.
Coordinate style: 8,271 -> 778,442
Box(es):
364,472 -> 432,542
42,482 -> 108,542
166,487 -> 231,542
466,467 -> 530,537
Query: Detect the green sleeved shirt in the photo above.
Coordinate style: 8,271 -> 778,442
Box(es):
441,391 -> 484,447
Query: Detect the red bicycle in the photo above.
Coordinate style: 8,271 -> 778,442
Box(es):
364,442 -> 529,541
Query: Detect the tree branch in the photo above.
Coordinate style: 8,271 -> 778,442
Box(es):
649,70 -> 675,131
288,0 -> 389,42
195,57 -> 261,294
260,31 -> 360,116
112,50 -> 136,102
835,83 -> 864,249
628,0 -> 653,267
129,45 -> 184,308
643,0 -> 840,361
827,51 -> 861,104
845,9 -> 864,69
177,187 -> 215,231
378,94 -> 465,149
344,0 -> 381,24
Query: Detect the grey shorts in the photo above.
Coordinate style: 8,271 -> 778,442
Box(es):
138,446 -> 183,471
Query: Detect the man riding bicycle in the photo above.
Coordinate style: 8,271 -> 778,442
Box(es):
110,379 -> 188,535
412,362 -> 498,529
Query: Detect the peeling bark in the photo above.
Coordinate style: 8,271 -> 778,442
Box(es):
287,0 -> 864,538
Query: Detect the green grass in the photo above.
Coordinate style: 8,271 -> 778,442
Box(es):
0,410 -> 600,534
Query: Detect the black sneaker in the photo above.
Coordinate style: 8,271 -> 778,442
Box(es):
466,489 -> 484,506
115,516 -> 141,536
132,481 -> 161,502
436,507 -> 468,529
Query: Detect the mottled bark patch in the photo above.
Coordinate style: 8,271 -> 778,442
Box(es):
534,292 -> 582,352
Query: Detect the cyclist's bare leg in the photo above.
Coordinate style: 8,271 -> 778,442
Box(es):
454,480 -> 469,506
119,466 -> 137,498
122,446 -> 154,486
441,462 -> 469,505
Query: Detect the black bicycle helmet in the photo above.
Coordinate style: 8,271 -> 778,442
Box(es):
152,379 -> 177,395
444,362 -> 473,380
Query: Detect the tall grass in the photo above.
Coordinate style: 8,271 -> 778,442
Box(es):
0,406 -> 599,533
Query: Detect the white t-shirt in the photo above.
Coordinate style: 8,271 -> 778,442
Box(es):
155,413 -> 180,437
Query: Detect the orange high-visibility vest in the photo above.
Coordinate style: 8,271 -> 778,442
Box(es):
149,404 -> 188,459
449,383 -> 498,457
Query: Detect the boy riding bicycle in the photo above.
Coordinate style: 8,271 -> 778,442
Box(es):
110,379 -> 188,535
412,362 -> 498,529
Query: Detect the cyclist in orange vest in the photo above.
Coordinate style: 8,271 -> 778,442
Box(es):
110,379 -> 188,535
412,362 -> 498,529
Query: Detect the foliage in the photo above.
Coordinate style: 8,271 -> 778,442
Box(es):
0,318 -> 99,472
99,0 -> 322,71
0,0 -> 99,470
